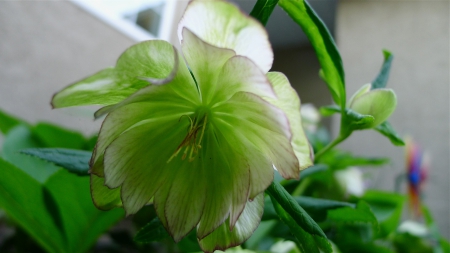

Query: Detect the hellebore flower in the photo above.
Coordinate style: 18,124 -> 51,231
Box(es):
348,83 -> 397,128
52,0 -> 312,251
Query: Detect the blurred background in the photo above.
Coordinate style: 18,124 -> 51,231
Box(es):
0,0 -> 448,239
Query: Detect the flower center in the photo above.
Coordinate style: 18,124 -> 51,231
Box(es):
167,108 -> 209,163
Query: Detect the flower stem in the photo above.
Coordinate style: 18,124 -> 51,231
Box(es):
314,133 -> 346,162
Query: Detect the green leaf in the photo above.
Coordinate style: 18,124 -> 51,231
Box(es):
269,193 -> 332,253
20,148 -> 91,176
320,105 -> 340,117
2,125 -> 59,183
263,195 -> 354,222
327,201 -> 378,226
295,196 -> 355,222
266,181 -> 328,239
278,0 -> 346,108
345,108 -> 375,130
0,109 -> 27,135
250,0 -> 279,26
134,217 -> 170,243
300,164 -> 328,178
319,150 -> 389,170
32,123 -> 87,150
375,121 -> 405,146
371,50 -> 393,89
0,125 -> 124,253
361,190 -> 406,237
0,157 -> 66,253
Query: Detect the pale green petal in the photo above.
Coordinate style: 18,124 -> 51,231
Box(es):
152,127 -> 251,242
213,92 -> 299,180
348,83 -> 371,107
209,55 -> 276,105
265,72 -> 313,170
52,40 -> 180,108
198,194 -> 264,253
90,174 -> 122,210
178,0 -> 273,72
103,118 -> 190,215
181,28 -> 235,104
350,88 -> 397,128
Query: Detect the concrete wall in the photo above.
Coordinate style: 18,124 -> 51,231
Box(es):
0,1 -> 136,136
335,1 -> 449,237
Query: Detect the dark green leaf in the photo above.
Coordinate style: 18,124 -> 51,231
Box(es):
361,190 -> 406,237
278,0 -> 346,108
0,109 -> 27,135
0,157 -> 66,253
372,50 -> 393,89
134,217 -> 169,243
266,181 -> 327,239
320,105 -> 341,117
32,123 -> 87,150
20,148 -> 91,176
296,196 -> 355,222
300,164 -> 328,179
327,201 -> 378,226
270,194 -> 332,253
345,109 -> 375,130
375,121 -> 405,146
319,150 -> 389,170
250,0 -> 279,26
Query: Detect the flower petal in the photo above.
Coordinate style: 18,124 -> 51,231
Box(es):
348,83 -> 371,107
265,72 -> 313,170
52,40 -> 180,108
209,55 -> 276,105
104,117 -> 190,215
90,174 -> 122,210
198,193 -> 264,253
350,88 -> 397,127
181,28 -> 235,103
178,0 -> 273,72
213,91 -> 299,180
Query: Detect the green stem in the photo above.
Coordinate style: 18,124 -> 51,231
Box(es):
314,133 -> 346,162
250,0 -> 279,26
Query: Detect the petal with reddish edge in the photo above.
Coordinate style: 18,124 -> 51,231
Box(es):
181,28 -> 235,103
103,117 -> 190,215
198,194 -> 264,253
264,72 -> 313,170
196,127 -> 250,239
52,40 -> 180,108
90,91 -> 195,176
90,174 -> 122,210
213,91 -> 299,180
178,0 -> 273,73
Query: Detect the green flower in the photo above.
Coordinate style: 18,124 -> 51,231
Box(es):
348,83 -> 397,128
52,0 -> 312,251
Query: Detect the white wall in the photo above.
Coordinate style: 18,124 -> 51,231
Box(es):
335,0 -> 449,237
0,1 -> 137,136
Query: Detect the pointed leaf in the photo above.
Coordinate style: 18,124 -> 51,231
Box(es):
372,50 -> 393,89
320,105 -> 341,117
278,0 -> 346,107
0,158 -> 66,253
250,0 -> 279,26
266,181 -> 327,238
375,121 -> 405,146
20,148 -> 91,176
269,191 -> 332,253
